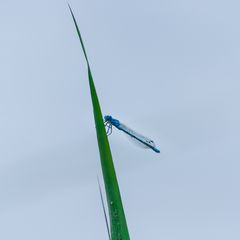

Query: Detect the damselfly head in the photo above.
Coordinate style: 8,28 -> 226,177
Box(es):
104,115 -> 112,122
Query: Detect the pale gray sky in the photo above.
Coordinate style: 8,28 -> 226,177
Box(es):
0,0 -> 239,239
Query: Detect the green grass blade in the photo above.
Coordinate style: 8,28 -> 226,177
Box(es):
68,4 -> 89,65
68,5 -> 130,240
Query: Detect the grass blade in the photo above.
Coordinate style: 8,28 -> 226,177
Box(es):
97,177 -> 111,240
68,5 -> 130,240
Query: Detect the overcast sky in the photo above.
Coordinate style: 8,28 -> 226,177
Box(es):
0,0 -> 239,239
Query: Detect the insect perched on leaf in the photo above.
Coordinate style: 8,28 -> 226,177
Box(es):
104,115 -> 160,153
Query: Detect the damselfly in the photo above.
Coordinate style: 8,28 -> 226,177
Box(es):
104,115 -> 160,153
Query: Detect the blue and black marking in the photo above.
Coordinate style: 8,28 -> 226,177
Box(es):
104,115 -> 160,153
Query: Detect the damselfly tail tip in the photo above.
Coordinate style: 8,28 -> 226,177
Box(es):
155,148 -> 160,153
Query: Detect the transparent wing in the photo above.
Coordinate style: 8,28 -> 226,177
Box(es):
125,134 -> 149,149
119,123 -> 156,149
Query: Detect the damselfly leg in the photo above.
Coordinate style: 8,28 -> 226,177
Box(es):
104,121 -> 113,136
107,125 -> 112,136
